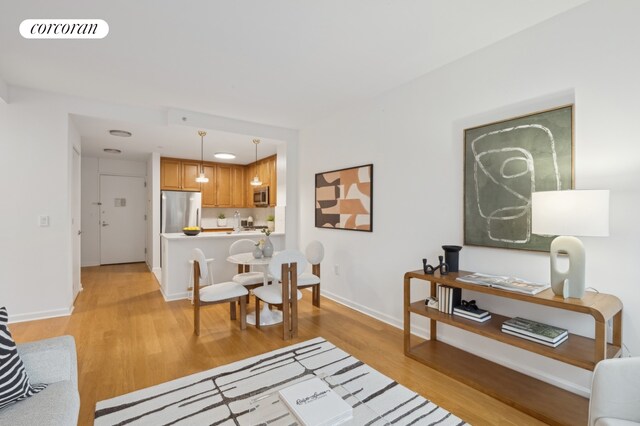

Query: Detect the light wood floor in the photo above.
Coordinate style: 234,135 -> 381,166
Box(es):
10,263 -> 545,425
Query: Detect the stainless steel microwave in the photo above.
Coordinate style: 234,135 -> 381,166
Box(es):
253,187 -> 269,207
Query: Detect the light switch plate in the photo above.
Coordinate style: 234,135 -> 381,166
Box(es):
39,215 -> 50,227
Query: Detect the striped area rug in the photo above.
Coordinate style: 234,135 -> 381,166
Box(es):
95,337 -> 466,425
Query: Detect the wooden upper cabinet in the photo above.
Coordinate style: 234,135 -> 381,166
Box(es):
215,164 -> 233,207
160,155 -> 276,207
181,161 -> 202,191
201,165 -> 216,207
160,158 -> 182,190
231,166 -> 245,207
268,155 -> 277,206
246,163 -> 256,207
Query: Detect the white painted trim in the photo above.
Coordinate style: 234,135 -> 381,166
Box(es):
152,267 -> 162,285
8,306 -> 74,324
0,76 -> 8,104
320,289 -> 589,397
81,260 -> 100,267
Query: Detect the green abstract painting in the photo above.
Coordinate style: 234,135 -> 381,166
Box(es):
464,105 -> 574,252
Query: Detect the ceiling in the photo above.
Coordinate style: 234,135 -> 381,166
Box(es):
1,1 -> 589,160
71,114 -> 279,162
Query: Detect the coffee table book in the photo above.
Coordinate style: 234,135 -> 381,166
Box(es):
453,306 -> 490,318
278,377 -> 353,426
502,317 -> 568,342
453,310 -> 491,322
502,328 -> 569,347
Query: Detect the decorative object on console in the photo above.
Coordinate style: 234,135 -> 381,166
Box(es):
442,245 -> 462,272
531,189 -> 610,298
464,105 -> 574,251
195,130 -> 209,183
501,317 -> 568,347
456,272 -> 549,295
422,256 -> 448,275
453,301 -> 491,322
315,164 -> 372,232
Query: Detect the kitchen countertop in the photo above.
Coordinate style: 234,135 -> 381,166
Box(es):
161,231 -> 283,240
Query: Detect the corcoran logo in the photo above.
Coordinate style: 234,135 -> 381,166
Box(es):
19,19 -> 109,39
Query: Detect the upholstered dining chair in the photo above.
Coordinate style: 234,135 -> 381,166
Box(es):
229,239 -> 270,296
297,240 -> 324,307
589,357 -> 640,426
253,250 -> 307,340
191,248 -> 248,335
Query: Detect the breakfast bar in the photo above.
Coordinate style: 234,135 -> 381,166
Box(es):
160,231 -> 285,301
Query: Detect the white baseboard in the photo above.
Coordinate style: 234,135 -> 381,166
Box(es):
8,306 -> 74,324
81,260 -> 100,267
320,289 -> 589,397
152,267 -> 162,285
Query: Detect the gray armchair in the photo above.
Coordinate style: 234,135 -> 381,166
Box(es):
589,357 -> 640,426
0,335 -> 80,426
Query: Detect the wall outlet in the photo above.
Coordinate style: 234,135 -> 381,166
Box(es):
334,264 -> 340,276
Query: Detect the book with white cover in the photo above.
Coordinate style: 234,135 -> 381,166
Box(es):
278,377 -> 353,426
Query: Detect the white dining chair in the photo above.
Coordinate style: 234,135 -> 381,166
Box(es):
297,241 -> 324,307
229,239 -> 270,295
253,250 -> 307,340
192,248 -> 248,335
187,257 -> 214,302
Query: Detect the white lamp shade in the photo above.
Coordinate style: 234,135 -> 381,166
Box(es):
531,190 -> 609,237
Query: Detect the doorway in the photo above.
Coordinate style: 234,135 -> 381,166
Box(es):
72,147 -> 82,298
100,175 -> 147,265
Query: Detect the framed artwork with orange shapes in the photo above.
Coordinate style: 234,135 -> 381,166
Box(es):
315,164 -> 373,232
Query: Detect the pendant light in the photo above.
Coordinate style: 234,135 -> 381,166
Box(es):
250,138 -> 262,186
195,130 -> 209,183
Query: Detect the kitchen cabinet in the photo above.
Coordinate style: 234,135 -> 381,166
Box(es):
200,163 -> 245,208
201,165 -> 216,207
231,166 -> 245,207
161,155 -> 275,207
160,158 -> 201,191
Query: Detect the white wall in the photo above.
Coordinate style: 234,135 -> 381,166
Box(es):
298,0 -> 640,396
81,157 -> 147,266
0,91 -> 74,321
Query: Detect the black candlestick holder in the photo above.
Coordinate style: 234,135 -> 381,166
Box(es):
422,256 -> 449,275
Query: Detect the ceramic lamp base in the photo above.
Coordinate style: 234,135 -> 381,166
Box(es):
550,235 -> 586,299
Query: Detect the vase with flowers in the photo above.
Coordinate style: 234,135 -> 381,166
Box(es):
261,228 -> 274,257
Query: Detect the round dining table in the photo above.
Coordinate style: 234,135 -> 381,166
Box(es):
226,252 -> 281,326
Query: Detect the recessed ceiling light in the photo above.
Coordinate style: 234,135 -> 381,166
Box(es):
109,129 -> 132,137
103,148 -> 122,154
214,152 -> 236,160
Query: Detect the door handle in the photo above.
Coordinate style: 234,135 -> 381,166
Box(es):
77,230 -> 82,235
102,222 -> 109,227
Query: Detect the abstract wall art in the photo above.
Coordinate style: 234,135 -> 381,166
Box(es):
315,164 -> 373,232
464,105 -> 574,251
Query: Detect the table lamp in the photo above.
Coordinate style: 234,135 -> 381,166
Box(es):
531,190 -> 609,299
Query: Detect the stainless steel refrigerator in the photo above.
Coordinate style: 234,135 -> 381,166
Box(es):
161,191 -> 202,233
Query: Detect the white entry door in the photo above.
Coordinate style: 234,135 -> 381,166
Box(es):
100,175 -> 146,265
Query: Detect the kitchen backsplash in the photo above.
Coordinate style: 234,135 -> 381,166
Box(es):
201,207 -> 275,229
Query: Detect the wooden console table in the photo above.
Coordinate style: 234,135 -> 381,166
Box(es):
404,269 -> 623,426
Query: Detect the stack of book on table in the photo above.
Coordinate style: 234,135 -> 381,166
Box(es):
452,305 -> 491,322
278,376 -> 353,426
501,317 -> 568,347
